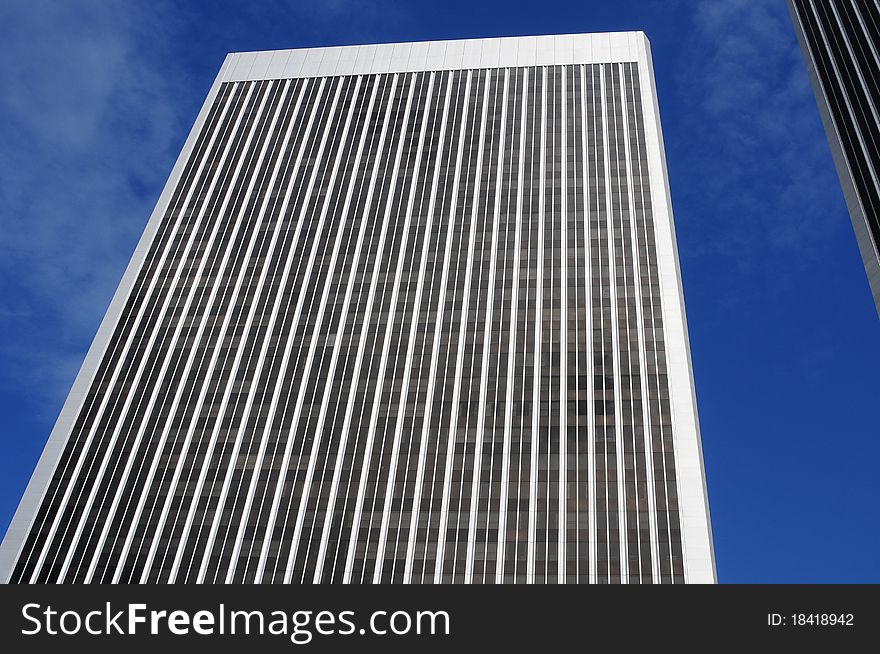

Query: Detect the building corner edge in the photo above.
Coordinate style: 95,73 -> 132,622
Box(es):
634,32 -> 718,584
0,54 -> 235,584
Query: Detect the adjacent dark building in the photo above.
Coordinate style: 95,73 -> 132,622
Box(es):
789,0 -> 880,315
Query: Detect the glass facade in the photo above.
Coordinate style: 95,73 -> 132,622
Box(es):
2,35 -> 715,584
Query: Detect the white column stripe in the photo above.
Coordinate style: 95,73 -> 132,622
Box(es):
466,69 -> 508,582
404,70 -> 472,584
223,76 -> 368,583
294,74 -> 385,582
79,78 -> 295,583
156,77 -> 329,583
617,63 -> 642,582
382,74 -> 449,581
293,74 -> 400,586
240,75 -> 380,584
131,80 -> 288,582
582,64 -> 598,584
339,73 -> 419,584
620,64 -> 660,583
109,81 -> 272,582
600,64 -> 628,584
829,1 -> 880,152
195,76 -> 350,583
496,67 -> 528,583
526,67 -> 546,584
14,80 -> 236,580
299,75 -> 401,584
263,74 -> 381,582
31,80 -> 261,583
355,74 -> 429,584
370,73 -> 438,582
597,65 -> 614,583
434,70 -> 491,584
399,71 -> 457,583
108,79 -> 308,584
96,80 -> 278,583
11,80 -> 238,582
559,67 -> 568,583
226,76 -> 366,583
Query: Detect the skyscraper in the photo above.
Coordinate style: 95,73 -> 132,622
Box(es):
0,32 -> 715,584
788,0 -> 880,316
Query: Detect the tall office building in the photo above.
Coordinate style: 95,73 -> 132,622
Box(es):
788,0 -> 880,316
0,32 -> 714,584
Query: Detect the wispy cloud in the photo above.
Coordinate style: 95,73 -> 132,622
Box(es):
0,0 -> 191,413
0,0 -> 853,414
667,0 -> 849,307
0,0 -> 410,419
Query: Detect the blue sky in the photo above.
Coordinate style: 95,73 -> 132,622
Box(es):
1,0 -> 877,583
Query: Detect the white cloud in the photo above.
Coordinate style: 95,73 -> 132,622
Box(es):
0,0 -> 190,411
0,0 -> 411,418
667,0 -> 850,305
